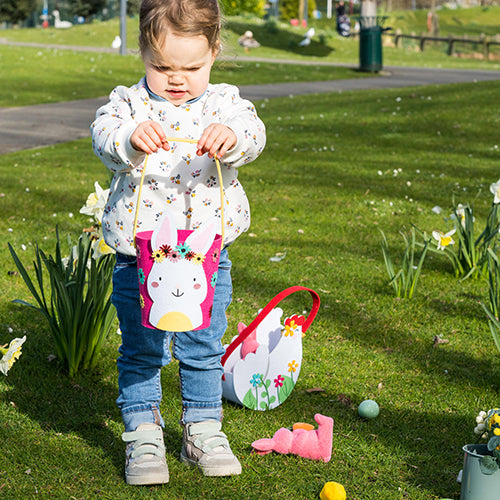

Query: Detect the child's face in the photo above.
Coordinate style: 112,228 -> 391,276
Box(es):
144,31 -> 216,106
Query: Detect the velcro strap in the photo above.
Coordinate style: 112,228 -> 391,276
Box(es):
122,427 -> 164,443
187,421 -> 230,452
187,421 -> 222,437
130,444 -> 164,458
122,428 -> 165,458
198,436 -> 229,453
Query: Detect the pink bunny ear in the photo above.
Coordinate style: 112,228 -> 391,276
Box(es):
151,212 -> 177,250
241,328 -> 259,359
251,438 -> 275,455
185,217 -> 218,255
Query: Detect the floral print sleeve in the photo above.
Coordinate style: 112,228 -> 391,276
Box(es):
90,84 -> 147,173
203,84 -> 266,167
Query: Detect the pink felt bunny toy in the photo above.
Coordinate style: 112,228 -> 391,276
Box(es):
251,413 -> 333,463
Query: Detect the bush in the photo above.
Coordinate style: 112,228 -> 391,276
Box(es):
0,0 -> 36,25
220,0 -> 266,17
279,0 -> 317,21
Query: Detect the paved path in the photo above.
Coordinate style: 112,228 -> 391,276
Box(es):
1,60 -> 500,155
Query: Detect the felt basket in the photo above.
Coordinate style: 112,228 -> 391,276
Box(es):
134,139 -> 225,332
221,286 -> 320,410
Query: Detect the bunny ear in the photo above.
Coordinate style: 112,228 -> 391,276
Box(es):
185,217 -> 218,255
151,212 -> 177,249
251,438 -> 274,454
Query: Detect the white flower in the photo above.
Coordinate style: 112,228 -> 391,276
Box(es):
61,244 -> 79,268
80,181 -> 109,225
474,423 -> 486,435
91,236 -> 115,259
476,411 -> 487,424
432,229 -> 456,251
450,204 -> 473,228
490,179 -> 500,204
0,336 -> 27,375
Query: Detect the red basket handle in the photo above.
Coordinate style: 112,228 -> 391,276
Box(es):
221,286 -> 320,368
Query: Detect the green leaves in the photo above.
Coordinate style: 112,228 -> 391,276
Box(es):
481,249 -> 500,355
380,228 -> 430,299
277,375 -> 295,405
8,229 -> 116,378
451,202 -> 500,280
479,454 -> 499,475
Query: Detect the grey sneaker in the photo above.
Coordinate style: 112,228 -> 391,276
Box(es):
122,423 -> 169,485
180,420 -> 242,477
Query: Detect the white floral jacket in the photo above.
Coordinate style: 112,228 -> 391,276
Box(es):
91,78 -> 266,255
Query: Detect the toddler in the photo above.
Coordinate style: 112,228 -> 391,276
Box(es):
91,0 -> 266,485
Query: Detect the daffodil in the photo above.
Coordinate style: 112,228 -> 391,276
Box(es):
79,181 -> 110,225
0,336 -> 27,375
92,236 -> 115,259
490,179 -> 500,204
61,244 -> 79,269
432,229 -> 456,251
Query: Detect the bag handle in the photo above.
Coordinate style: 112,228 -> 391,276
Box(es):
132,137 -> 225,249
221,286 -> 320,368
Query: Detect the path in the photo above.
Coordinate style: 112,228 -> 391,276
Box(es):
1,52 -> 500,155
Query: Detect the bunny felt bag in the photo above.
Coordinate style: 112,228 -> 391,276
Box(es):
221,287 -> 320,410
134,139 -> 224,332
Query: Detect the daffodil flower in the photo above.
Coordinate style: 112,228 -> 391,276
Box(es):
92,236 -> 115,259
490,178 -> 500,204
0,336 -> 27,375
79,181 -> 110,225
432,229 -> 456,251
453,204 -> 465,227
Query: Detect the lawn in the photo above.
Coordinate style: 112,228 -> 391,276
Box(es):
2,5 -> 500,88
0,44 -> 367,107
1,74 -> 500,498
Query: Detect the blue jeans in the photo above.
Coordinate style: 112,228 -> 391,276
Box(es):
112,249 -> 232,432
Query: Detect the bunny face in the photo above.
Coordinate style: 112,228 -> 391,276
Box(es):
145,212 -> 219,332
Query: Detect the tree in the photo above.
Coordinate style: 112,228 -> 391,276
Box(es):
0,0 -> 36,24
279,0 -> 317,21
68,0 -> 107,18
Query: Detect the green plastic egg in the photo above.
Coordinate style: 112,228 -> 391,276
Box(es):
358,399 -> 379,419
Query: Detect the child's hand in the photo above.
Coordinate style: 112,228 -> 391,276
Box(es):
130,121 -> 170,154
197,124 -> 237,159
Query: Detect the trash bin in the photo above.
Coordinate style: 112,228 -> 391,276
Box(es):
357,16 -> 388,72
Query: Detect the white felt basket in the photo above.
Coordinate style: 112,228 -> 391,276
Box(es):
221,286 -> 320,411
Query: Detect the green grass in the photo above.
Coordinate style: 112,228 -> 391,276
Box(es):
2,7 -> 500,101
1,78 -> 500,498
0,44 -> 368,107
383,5 -> 500,36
